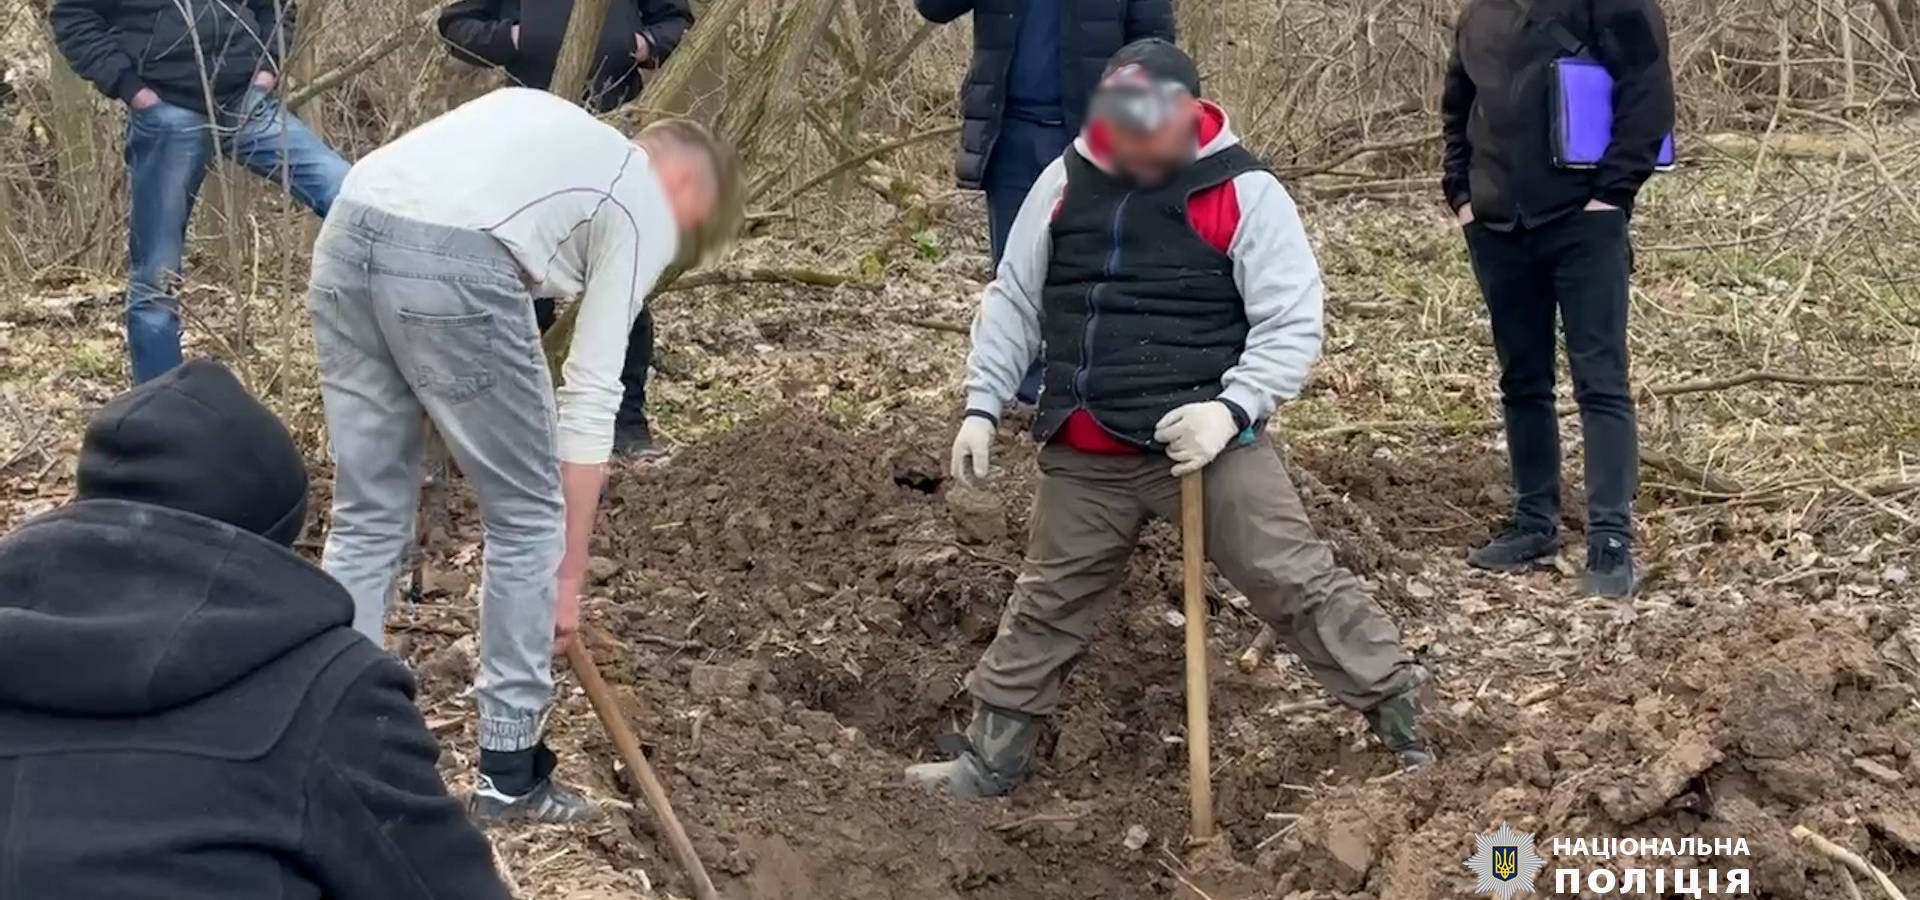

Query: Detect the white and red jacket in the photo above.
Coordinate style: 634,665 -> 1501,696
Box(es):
963,101 -> 1326,453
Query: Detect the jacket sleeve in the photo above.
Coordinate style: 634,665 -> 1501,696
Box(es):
249,0 -> 298,71
1217,171 -> 1324,424
963,156 -> 1066,422
1124,0 -> 1176,42
914,0 -> 976,25
1438,25 -> 1475,213
437,0 -> 518,68
49,0 -> 148,103
637,0 -> 693,61
1590,0 -> 1674,209
301,657 -> 511,900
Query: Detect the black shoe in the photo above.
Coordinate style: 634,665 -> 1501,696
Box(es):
1584,536 -> 1638,597
612,420 -> 667,462
1467,523 -> 1560,572
468,774 -> 599,825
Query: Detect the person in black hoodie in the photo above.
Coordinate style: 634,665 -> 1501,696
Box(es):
0,359 -> 509,900
1441,0 -> 1674,597
436,0 -> 696,461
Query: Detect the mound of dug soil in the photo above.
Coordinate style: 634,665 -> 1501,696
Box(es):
1270,601 -> 1920,898
550,408 -> 1913,899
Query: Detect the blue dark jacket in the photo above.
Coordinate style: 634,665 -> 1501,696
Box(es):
916,0 -> 1175,188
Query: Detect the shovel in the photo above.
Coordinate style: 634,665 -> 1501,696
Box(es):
1179,471 -> 1215,840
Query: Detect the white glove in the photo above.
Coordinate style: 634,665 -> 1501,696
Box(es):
950,416 -> 996,487
1153,402 -> 1241,477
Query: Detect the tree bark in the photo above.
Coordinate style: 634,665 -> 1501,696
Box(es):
638,0 -> 752,118
550,0 -> 618,104
717,0 -> 839,163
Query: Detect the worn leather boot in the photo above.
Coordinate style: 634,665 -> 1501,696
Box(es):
904,706 -> 1041,799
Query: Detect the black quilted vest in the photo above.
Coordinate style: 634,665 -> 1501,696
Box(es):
1034,144 -> 1266,447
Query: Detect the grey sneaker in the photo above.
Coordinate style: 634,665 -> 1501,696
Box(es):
1468,523 -> 1561,572
468,774 -> 600,826
905,707 -> 1041,799
1584,537 -> 1638,598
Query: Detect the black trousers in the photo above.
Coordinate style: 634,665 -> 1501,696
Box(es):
533,297 -> 651,429
1464,210 -> 1637,543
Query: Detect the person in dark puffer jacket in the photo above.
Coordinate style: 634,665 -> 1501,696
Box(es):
917,0 -> 1174,402
0,359 -> 507,900
50,0 -> 351,386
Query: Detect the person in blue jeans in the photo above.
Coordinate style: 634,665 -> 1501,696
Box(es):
916,0 -> 1174,404
52,0 -> 350,384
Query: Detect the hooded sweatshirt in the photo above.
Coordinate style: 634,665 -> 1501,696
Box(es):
0,360 -> 506,900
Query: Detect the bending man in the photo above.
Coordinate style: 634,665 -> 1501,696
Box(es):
309,87 -> 737,823
909,42 -> 1432,799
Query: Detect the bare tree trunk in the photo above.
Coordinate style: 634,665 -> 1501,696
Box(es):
551,0 -> 617,104
640,0 -> 753,119
719,0 -> 838,163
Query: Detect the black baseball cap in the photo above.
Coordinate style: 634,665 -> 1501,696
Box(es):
1090,40 -> 1203,133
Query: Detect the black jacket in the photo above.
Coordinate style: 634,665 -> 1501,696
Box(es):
916,0 -> 1174,189
1441,0 -> 1674,226
0,501 -> 508,900
51,0 -> 294,114
439,0 -> 694,112
1035,146 -> 1263,447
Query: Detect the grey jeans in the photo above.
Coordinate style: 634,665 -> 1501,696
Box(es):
309,201 -> 561,752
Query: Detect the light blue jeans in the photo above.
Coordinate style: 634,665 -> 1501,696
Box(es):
309,202 -> 562,752
127,86 -> 348,383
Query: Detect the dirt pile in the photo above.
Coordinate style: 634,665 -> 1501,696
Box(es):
543,407 -> 1915,899
1269,601 -> 1920,898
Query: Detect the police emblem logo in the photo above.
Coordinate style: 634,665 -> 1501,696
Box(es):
1465,824 -> 1545,899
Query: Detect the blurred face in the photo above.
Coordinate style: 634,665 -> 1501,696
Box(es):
1101,94 -> 1201,187
658,155 -> 718,232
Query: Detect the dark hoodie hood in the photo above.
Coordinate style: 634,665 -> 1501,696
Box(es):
76,358 -> 310,547
0,500 -> 353,718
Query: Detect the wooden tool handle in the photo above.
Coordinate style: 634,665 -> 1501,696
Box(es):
567,639 -> 719,900
1179,471 -> 1215,840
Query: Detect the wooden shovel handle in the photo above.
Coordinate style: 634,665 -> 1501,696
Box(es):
567,639 -> 719,900
1180,471 -> 1215,840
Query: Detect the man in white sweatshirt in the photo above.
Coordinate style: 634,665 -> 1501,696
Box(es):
307,88 -> 736,823
908,42 -> 1431,799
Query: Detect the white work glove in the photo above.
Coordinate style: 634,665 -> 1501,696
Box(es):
950,416 -> 996,487
1154,401 -> 1241,477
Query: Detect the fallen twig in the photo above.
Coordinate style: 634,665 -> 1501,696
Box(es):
1790,825 -> 1909,900
660,267 -> 874,293
758,123 -> 962,208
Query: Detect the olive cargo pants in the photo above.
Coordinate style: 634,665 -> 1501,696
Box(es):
967,435 -> 1419,715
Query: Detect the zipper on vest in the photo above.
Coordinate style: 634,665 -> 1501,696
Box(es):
1073,192 -> 1131,403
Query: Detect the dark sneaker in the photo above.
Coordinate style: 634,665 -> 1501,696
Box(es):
1364,689 -> 1434,770
905,707 -> 1041,799
468,774 -> 599,826
1467,523 -> 1561,572
612,420 -> 667,462
1584,536 -> 1638,598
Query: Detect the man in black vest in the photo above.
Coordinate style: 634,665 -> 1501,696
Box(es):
908,42 -> 1432,799
1443,0 -> 1673,595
